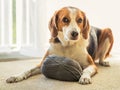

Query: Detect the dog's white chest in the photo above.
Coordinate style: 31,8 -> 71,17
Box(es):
49,43 -> 88,66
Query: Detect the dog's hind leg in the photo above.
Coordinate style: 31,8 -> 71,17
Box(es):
96,28 -> 114,66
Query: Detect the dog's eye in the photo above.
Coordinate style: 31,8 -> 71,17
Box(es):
62,17 -> 70,23
77,18 -> 82,23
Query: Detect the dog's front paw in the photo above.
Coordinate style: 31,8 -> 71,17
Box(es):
6,75 -> 27,83
79,74 -> 92,85
6,76 -> 20,83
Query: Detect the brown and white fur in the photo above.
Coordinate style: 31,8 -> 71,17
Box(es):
6,6 -> 114,84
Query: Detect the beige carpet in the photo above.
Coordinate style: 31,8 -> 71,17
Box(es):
0,53 -> 120,90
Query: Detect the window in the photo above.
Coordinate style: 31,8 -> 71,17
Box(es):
0,0 -> 49,59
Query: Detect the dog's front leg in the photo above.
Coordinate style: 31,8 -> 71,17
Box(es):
6,66 -> 41,83
79,65 -> 97,84
6,50 -> 49,83
79,56 -> 97,84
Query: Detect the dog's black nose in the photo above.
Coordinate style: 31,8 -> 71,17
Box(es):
71,31 -> 78,37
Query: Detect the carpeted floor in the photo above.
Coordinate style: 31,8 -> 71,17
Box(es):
0,53 -> 120,90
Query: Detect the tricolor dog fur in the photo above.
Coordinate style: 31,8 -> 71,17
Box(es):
6,6 -> 114,84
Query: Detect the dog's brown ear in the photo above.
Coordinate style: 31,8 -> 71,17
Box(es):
82,12 -> 90,39
49,11 -> 58,38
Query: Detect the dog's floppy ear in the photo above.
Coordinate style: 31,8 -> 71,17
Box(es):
49,11 -> 58,38
82,12 -> 90,39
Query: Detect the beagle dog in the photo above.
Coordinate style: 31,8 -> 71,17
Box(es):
6,6 -> 114,84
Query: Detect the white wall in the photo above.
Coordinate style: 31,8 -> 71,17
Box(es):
43,0 -> 120,51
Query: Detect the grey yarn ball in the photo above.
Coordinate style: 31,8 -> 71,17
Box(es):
41,55 -> 83,81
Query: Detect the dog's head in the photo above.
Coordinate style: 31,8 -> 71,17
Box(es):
49,6 -> 90,43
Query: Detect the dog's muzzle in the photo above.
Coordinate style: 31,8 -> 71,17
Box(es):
70,30 -> 79,40
71,31 -> 78,38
